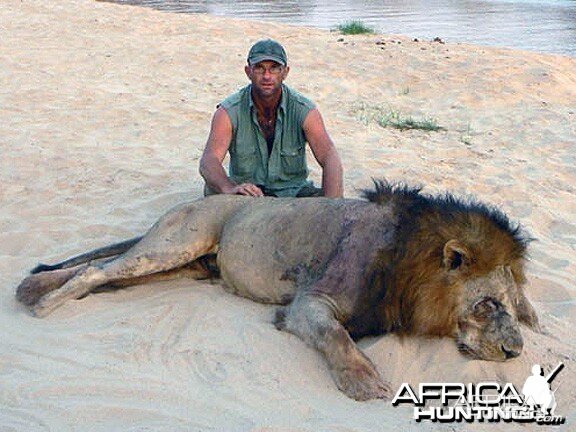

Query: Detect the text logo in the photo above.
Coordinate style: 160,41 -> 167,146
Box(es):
392,363 -> 565,425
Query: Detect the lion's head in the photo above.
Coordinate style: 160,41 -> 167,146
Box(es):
441,239 -> 540,361
404,220 -> 541,363
364,181 -> 540,362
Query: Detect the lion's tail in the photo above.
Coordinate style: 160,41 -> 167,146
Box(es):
30,236 -> 143,274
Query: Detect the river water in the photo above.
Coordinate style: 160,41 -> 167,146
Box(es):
100,0 -> 576,57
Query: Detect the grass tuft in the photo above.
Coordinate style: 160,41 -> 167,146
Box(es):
378,111 -> 443,131
353,103 -> 443,132
336,21 -> 375,35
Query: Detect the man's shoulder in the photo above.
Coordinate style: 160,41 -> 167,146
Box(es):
219,85 -> 251,111
284,85 -> 316,111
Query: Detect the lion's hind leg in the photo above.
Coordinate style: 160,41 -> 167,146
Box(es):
18,238 -> 141,307
16,265 -> 88,306
29,247 -> 218,318
92,254 -> 219,293
29,206 -> 226,317
17,250 -> 138,306
27,196 -> 248,317
18,255 -> 218,310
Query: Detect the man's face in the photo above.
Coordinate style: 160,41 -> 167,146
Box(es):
245,60 -> 289,98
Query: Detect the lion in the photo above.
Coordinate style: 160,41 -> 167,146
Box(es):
16,180 -> 540,401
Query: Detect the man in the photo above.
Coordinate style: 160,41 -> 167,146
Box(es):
199,39 -> 343,198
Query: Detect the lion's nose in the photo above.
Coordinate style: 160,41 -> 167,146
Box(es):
501,344 -> 521,359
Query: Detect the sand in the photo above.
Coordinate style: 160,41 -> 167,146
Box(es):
1,0 -> 575,430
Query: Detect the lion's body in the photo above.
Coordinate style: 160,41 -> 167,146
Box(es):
16,181 -> 540,400
218,197 -> 394,310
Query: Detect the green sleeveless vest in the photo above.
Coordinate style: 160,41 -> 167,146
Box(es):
219,84 -> 315,197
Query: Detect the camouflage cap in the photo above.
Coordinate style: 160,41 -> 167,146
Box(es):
247,39 -> 287,66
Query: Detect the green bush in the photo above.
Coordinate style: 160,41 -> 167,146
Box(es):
336,21 -> 375,35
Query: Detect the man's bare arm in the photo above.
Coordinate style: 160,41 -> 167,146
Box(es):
303,108 -> 344,198
199,107 -> 263,196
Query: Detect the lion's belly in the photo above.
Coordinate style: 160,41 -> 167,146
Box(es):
217,198 -> 368,304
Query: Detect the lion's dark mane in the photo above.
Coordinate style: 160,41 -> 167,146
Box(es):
344,179 -> 532,340
362,179 -> 531,253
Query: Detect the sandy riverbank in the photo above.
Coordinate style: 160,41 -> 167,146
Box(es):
1,0 -> 575,430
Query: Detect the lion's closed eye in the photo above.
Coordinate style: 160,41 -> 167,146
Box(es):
473,297 -> 501,317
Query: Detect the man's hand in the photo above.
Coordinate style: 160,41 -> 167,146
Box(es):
224,183 -> 264,197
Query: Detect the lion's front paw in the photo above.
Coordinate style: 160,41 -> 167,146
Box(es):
332,362 -> 391,401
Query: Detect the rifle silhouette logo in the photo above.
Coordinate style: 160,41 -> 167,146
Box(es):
521,362 -> 564,415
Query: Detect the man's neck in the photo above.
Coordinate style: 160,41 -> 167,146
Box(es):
251,86 -> 282,113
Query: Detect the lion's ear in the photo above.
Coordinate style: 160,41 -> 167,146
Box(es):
442,239 -> 470,271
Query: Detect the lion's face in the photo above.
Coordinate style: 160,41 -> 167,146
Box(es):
407,239 -> 539,361
455,265 -> 525,361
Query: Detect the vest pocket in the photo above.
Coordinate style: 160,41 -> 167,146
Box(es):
280,146 -> 306,176
230,149 -> 257,177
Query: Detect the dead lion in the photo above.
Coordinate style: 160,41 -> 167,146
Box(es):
16,181 -> 540,401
